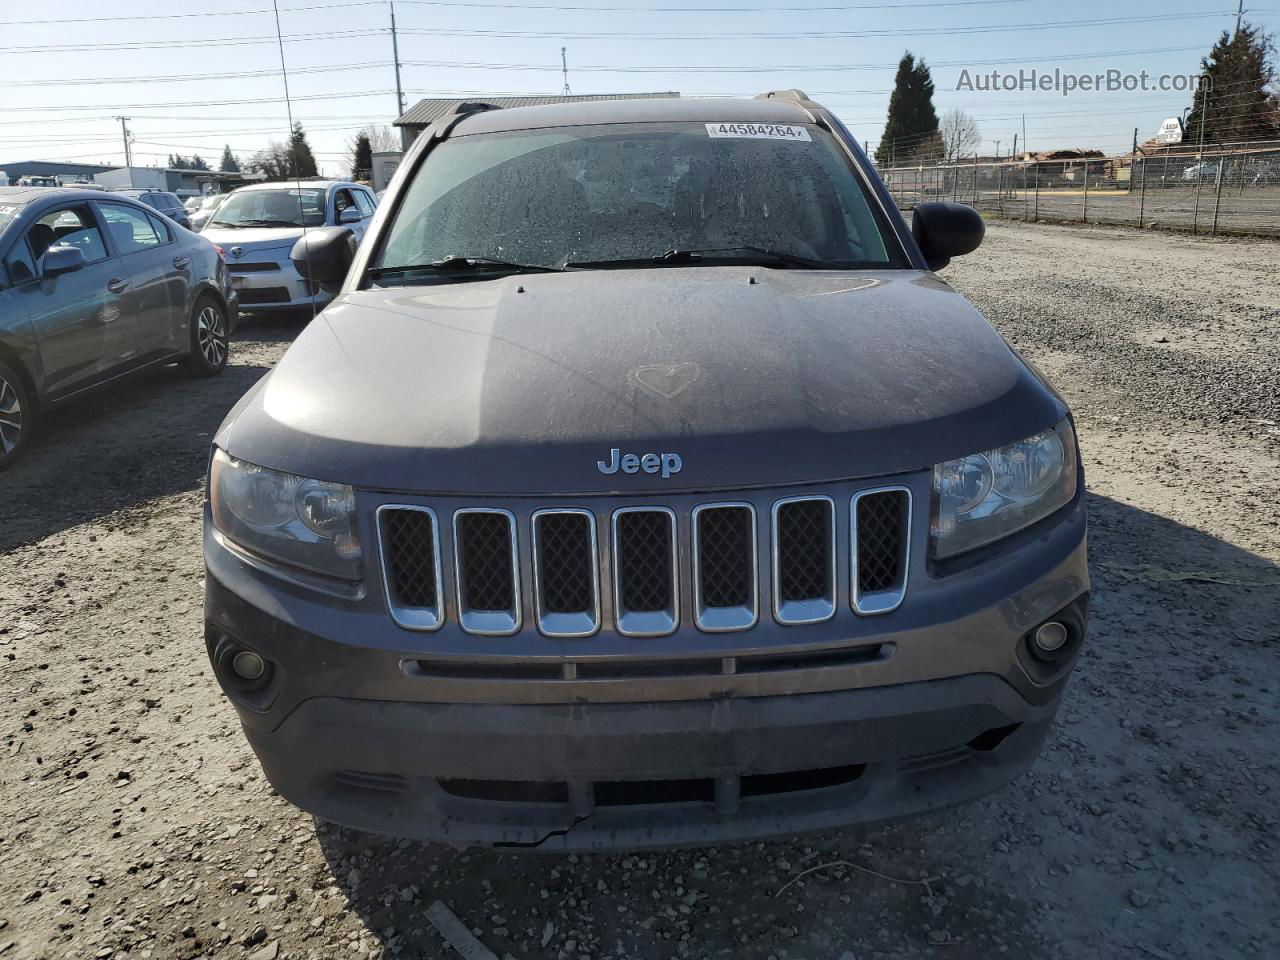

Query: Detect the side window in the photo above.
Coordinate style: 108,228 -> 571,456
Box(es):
147,213 -> 173,244
354,190 -> 376,217
100,203 -> 161,255
3,234 -> 38,285
333,189 -> 358,218
34,204 -> 108,264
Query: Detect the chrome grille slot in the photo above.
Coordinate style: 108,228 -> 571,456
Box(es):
532,509 -> 600,637
772,496 -> 836,625
692,503 -> 758,632
377,506 -> 443,631
851,487 -> 911,614
453,509 -> 520,636
612,507 -> 678,637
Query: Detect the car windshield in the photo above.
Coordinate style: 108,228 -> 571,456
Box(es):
209,188 -> 325,228
374,121 -> 904,280
0,203 -> 21,233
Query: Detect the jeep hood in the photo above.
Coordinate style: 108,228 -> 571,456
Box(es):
217,267 -> 1066,494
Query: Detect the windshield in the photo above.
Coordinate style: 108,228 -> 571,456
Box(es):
374,121 -> 903,278
209,188 -> 325,228
0,203 -> 21,233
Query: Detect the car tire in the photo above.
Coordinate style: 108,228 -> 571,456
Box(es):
185,295 -> 230,377
0,359 -> 34,471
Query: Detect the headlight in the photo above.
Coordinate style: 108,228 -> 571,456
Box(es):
931,418 -> 1078,559
209,448 -> 362,580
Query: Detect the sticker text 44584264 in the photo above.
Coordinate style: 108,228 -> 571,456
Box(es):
705,122 -> 812,142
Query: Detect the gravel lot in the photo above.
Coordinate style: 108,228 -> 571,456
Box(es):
1,220 -> 1277,960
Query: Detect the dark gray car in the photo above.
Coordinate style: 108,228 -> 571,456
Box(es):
204,93 -> 1088,850
113,188 -> 193,229
0,186 -> 237,467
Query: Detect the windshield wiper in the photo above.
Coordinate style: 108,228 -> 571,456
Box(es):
227,218 -> 304,228
369,255 -> 563,282
565,246 -> 852,270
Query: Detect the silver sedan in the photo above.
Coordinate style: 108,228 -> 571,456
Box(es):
0,186 -> 238,467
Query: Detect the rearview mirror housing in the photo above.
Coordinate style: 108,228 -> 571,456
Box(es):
911,202 -> 985,271
338,207 -> 363,225
290,226 -> 357,292
42,245 -> 87,277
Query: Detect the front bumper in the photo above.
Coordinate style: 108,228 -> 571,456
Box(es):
228,257 -> 332,313
242,672 -> 1062,850
203,485 -> 1088,850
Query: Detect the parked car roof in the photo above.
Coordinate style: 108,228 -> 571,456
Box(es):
0,185 -> 117,207
452,95 -> 813,136
230,180 -> 360,192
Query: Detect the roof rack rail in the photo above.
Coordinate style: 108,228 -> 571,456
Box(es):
754,89 -> 811,103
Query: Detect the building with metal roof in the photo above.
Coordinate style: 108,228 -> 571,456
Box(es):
394,92 -> 679,142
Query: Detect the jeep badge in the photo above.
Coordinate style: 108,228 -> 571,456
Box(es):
597,447 -> 683,479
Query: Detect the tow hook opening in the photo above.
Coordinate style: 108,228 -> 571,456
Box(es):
967,723 -> 1021,752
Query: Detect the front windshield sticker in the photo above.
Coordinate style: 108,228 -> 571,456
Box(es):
705,122 -> 812,142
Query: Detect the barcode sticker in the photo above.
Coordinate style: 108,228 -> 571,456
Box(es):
705,122 -> 812,142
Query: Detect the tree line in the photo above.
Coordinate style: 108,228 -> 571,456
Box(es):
875,21 -> 1279,166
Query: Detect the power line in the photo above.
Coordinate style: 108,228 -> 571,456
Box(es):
3,90 -> 398,114
0,9 -> 1241,50
0,29 -> 384,54
395,11 -> 1243,39
0,0 -> 1042,25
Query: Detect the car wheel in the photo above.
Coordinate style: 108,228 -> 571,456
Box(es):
0,360 -> 34,470
186,296 -> 229,377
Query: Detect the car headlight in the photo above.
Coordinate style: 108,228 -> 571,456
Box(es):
209,448 -> 362,580
931,418 -> 1078,559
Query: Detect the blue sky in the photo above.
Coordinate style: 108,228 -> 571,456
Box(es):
1,0 -> 1275,177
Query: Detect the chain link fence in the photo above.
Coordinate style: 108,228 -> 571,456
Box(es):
880,143 -> 1280,236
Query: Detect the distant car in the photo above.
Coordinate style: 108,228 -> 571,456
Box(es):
188,194 -> 226,233
201,180 -> 377,314
113,189 -> 192,229
184,196 -> 205,214
0,186 -> 238,467
1182,160 -> 1221,182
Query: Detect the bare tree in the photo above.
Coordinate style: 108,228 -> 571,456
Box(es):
351,124 -> 399,154
940,109 -> 981,162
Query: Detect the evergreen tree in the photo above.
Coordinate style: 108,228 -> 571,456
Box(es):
875,52 -> 941,166
1185,24 -> 1280,145
219,145 -> 241,173
350,131 -> 373,180
287,122 -> 319,178
189,154 -> 210,171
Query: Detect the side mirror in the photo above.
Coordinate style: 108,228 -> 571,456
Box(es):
911,202 -> 985,271
290,226 -> 356,292
42,245 -> 87,277
338,206 -> 362,225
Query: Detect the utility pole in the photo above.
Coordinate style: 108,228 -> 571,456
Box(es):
561,46 -> 571,95
1021,113 -> 1027,159
1011,133 -> 1018,161
115,116 -> 132,171
390,2 -> 408,149
1235,0 -> 1245,36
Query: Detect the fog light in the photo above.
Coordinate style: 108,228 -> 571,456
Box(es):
231,650 -> 266,680
1033,621 -> 1069,653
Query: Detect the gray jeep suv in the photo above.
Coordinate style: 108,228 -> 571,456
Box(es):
204,92 -> 1088,850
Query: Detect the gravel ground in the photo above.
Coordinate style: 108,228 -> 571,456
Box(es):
1,220 -> 1278,960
